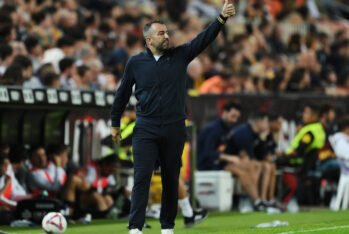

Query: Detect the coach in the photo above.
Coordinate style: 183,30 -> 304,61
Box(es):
111,1 -> 236,233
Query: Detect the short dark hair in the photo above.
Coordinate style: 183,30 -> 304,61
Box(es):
143,20 -> 165,38
249,112 -> 269,121
56,36 -> 75,48
24,35 -> 40,52
223,102 -> 241,112
42,72 -> 59,86
29,145 -> 44,158
59,57 -> 75,72
9,145 -> 28,164
32,10 -> 48,25
13,55 -> 32,69
77,65 -> 90,77
0,43 -> 13,60
268,113 -> 282,122
0,23 -> 13,41
304,103 -> 321,116
46,144 -> 68,160
2,63 -> 23,85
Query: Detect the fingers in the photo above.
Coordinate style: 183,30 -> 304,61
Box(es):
112,133 -> 121,144
111,127 -> 121,144
224,0 -> 228,5
225,4 -> 236,17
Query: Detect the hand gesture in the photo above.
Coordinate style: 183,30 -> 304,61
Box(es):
111,127 -> 121,144
221,0 -> 236,18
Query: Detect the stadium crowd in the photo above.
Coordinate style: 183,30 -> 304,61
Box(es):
0,0 -> 348,96
0,0 -> 349,228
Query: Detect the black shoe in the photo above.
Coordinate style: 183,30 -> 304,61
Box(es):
253,200 -> 267,212
184,209 -> 208,228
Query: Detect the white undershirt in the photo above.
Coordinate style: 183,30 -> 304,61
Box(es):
154,55 -> 162,61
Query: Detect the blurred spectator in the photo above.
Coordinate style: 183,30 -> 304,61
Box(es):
0,43 -> 14,75
0,0 -> 345,95
24,35 -> 43,72
287,68 -> 312,92
13,55 -> 43,88
42,72 -> 61,88
0,63 -> 24,85
42,36 -> 75,73
58,57 -> 76,89
76,65 -> 94,90
199,72 -> 236,94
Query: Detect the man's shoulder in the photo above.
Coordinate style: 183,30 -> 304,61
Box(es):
232,123 -> 250,137
202,119 -> 224,133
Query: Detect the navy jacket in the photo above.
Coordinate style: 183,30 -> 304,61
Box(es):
197,118 -> 231,170
111,18 -> 225,127
225,123 -> 260,159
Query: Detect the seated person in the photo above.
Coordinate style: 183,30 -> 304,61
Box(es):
253,114 -> 283,207
277,104 -> 326,205
329,117 -> 349,180
225,112 -> 271,210
79,149 -> 122,218
8,145 -> 30,193
28,146 -> 66,196
0,151 -> 30,207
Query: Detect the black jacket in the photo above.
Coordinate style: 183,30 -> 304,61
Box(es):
111,17 -> 225,127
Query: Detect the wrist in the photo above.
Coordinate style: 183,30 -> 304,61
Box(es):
220,13 -> 228,20
217,14 -> 228,24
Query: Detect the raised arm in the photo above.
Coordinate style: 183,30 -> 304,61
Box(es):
182,0 -> 236,62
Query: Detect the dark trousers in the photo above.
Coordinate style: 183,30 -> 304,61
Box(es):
129,120 -> 186,230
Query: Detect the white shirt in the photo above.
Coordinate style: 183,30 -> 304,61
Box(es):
329,132 -> 349,174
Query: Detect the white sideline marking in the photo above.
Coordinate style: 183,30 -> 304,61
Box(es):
276,225 -> 349,234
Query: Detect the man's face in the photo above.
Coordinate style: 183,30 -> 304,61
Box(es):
224,108 -> 241,126
0,158 -> 9,176
147,23 -> 170,52
31,148 -> 47,169
303,107 -> 316,123
270,117 -> 283,133
257,117 -> 270,133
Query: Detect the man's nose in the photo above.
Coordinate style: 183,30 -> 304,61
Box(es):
164,33 -> 169,39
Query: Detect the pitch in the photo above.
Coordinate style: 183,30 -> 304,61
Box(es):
2,210 -> 349,234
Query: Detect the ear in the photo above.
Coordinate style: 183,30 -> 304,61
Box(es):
146,37 -> 152,46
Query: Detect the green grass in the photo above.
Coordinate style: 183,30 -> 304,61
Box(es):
1,210 -> 349,234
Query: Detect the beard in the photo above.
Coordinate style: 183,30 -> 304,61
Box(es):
155,39 -> 170,52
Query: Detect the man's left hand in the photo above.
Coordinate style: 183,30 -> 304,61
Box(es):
221,0 -> 236,18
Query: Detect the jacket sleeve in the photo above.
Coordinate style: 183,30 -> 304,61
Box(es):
197,131 -> 220,170
181,17 -> 226,63
110,59 -> 135,127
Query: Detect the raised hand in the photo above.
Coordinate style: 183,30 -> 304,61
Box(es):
221,0 -> 236,18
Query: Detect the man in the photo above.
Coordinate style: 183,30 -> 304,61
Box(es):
277,104 -> 326,205
197,102 -> 241,171
28,146 -> 66,196
224,112 -> 270,210
111,1 -> 236,233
